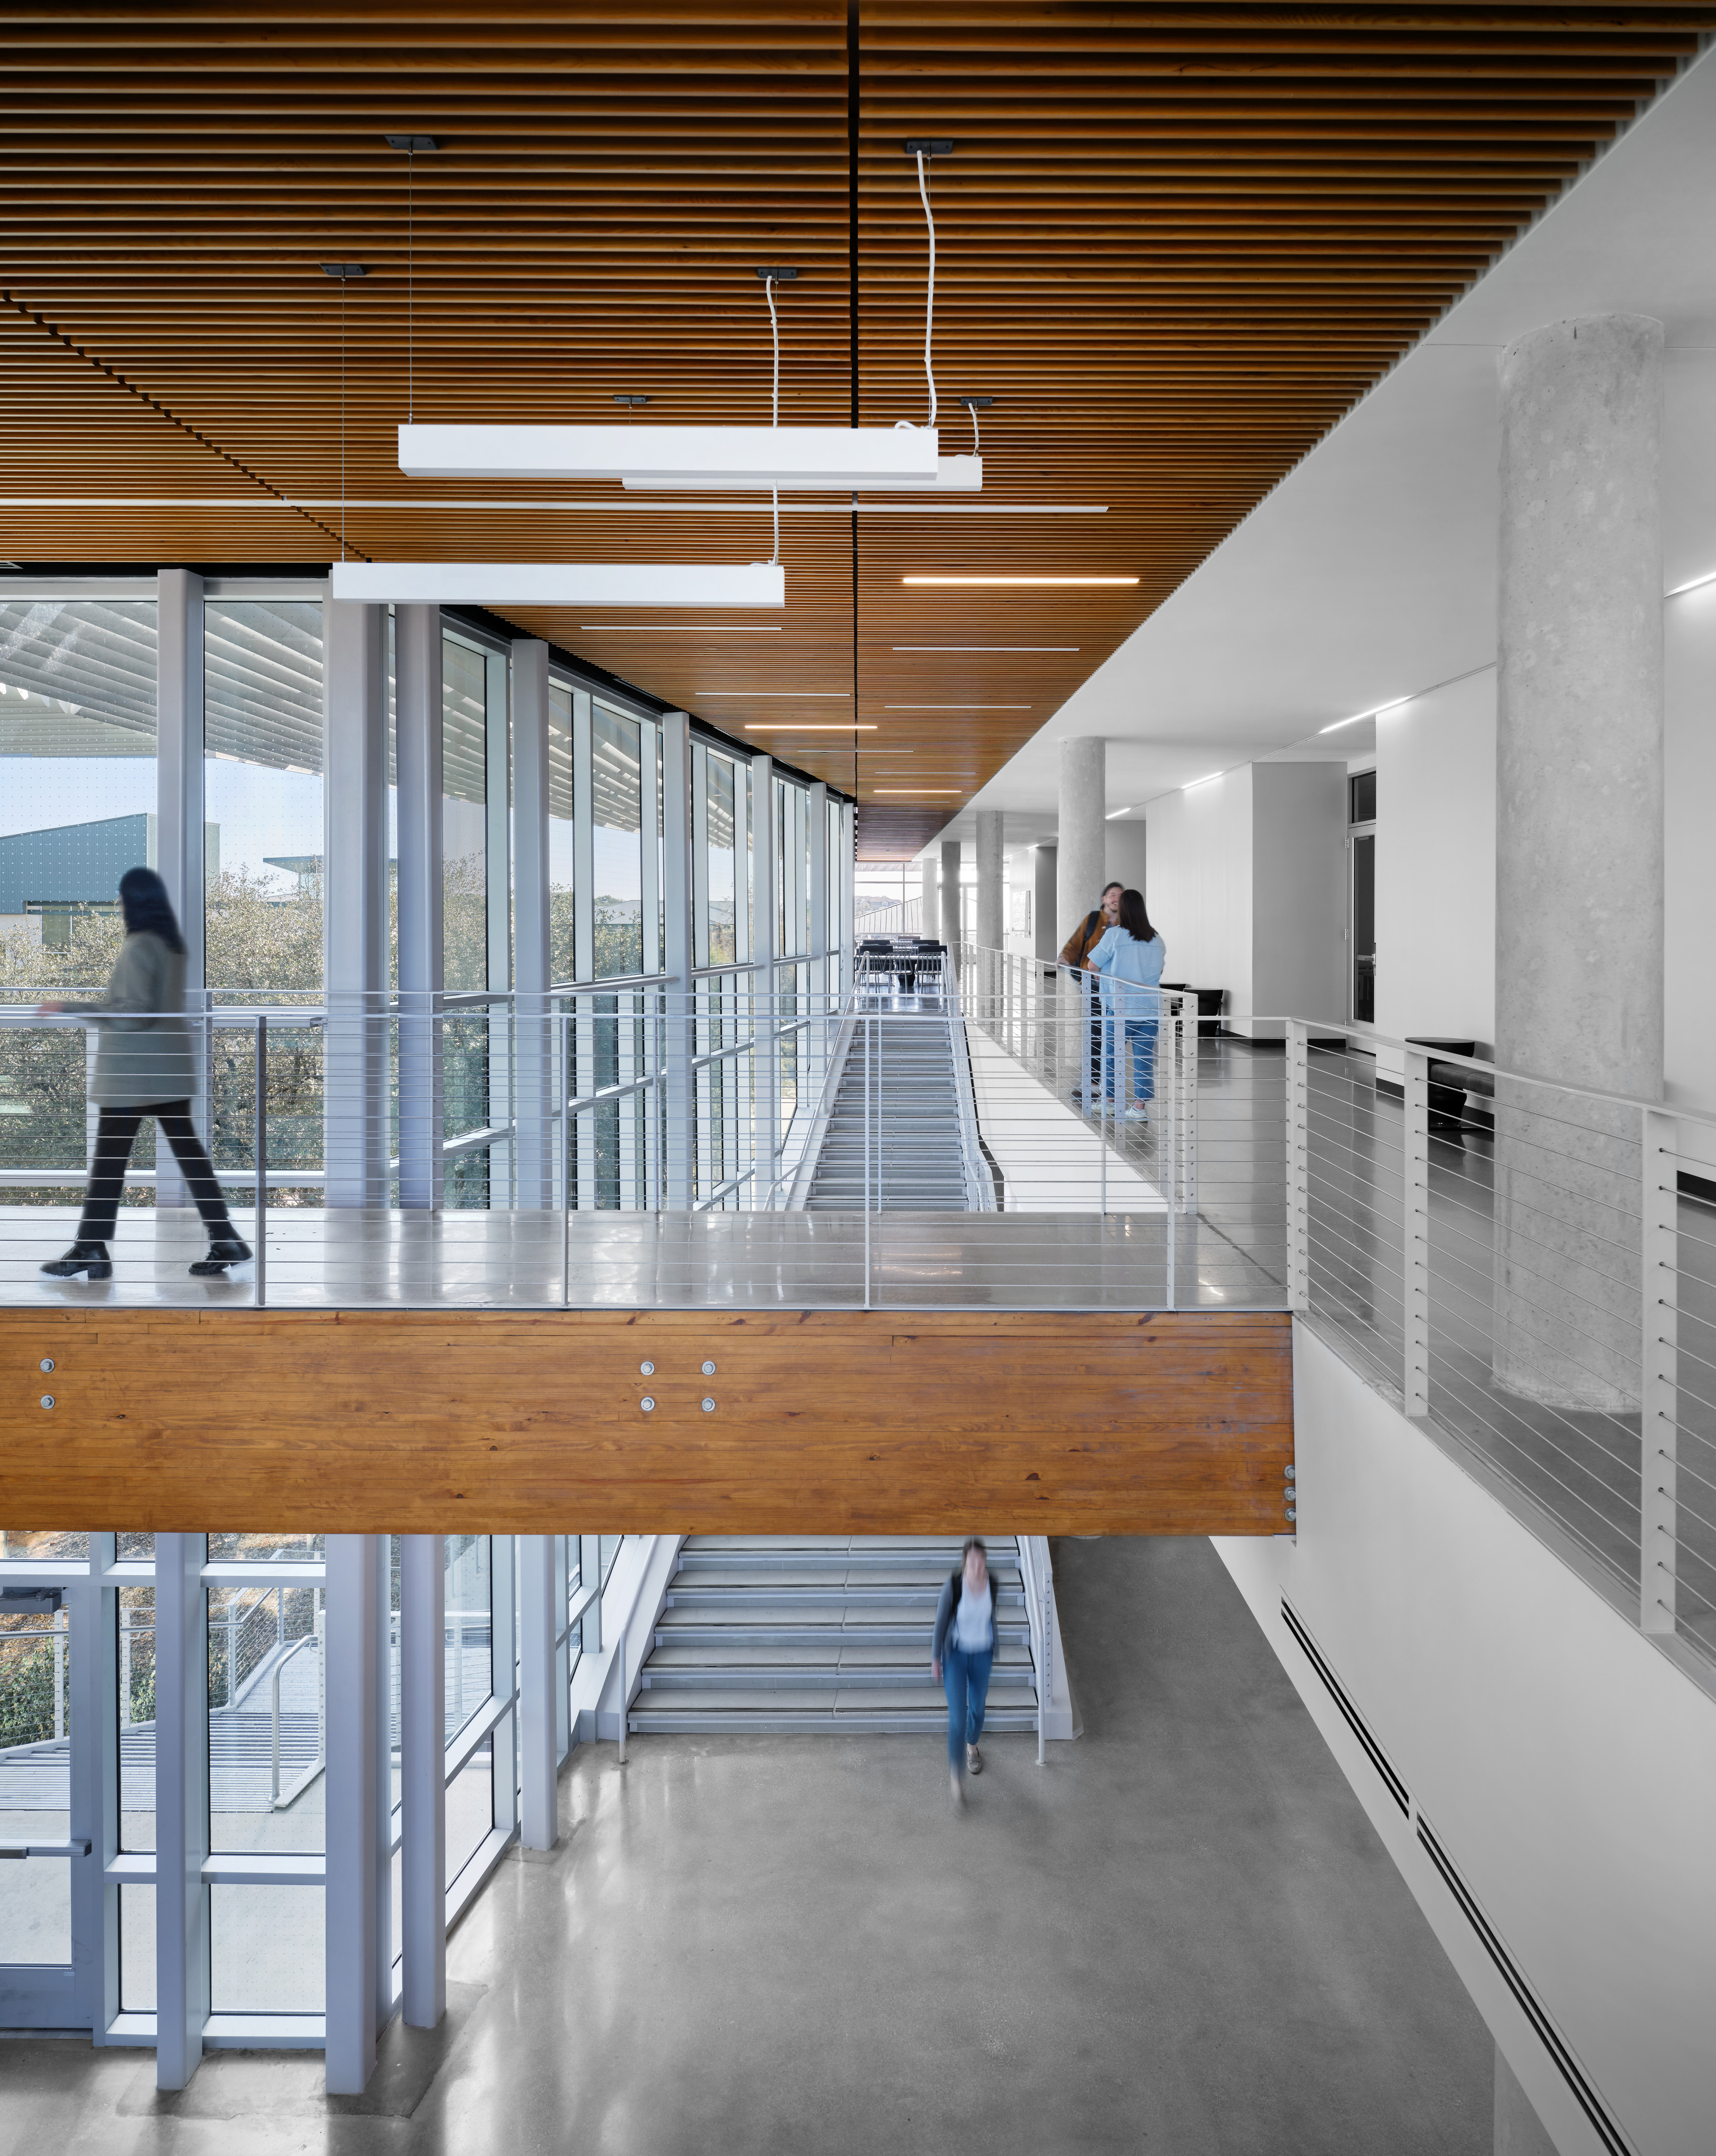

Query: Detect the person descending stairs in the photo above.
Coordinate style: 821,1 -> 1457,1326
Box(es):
628,1535 -> 1039,1734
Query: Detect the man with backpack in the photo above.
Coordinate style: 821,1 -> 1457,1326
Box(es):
1059,882 -> 1123,1104
932,1538 -> 999,1805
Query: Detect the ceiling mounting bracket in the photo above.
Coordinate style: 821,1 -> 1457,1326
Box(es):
958,396 -> 993,409
902,139 -> 953,157
755,266 -> 799,281
321,263 -> 367,279
613,395 -> 650,407
384,135 -> 440,153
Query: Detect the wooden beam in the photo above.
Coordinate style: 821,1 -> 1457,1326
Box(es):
3,1308 -> 1293,1535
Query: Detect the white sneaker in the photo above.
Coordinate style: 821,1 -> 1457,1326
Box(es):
966,1742 -> 983,1776
1124,1105 -> 1151,1122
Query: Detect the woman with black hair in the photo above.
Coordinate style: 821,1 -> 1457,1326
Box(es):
36,866 -> 251,1280
1089,887 -> 1166,1120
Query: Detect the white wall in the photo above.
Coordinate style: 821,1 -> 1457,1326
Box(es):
1103,817 -> 1149,899
1665,580 -> 1716,1120
1219,1325 -> 1716,2156
1142,766 -> 1254,1013
1251,762 -> 1346,1022
1373,670 -> 1498,1053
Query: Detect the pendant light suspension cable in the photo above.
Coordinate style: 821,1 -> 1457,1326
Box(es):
763,268 -> 782,564
915,149 -> 937,428
407,146 -> 414,423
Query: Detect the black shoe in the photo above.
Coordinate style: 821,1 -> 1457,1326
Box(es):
190,1237 -> 253,1276
42,1241 -> 112,1281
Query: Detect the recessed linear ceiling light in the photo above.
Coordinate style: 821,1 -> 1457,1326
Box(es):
1105,806 -> 1134,820
331,562 -> 784,607
743,724 -> 878,732
699,691 -> 848,697
1183,772 -> 1224,791
872,788 -> 965,795
901,574 -> 1137,587
398,423 -> 953,491
892,645 -> 1079,652
581,624 -> 781,632
1320,697 -> 1408,733
884,704 -> 1031,711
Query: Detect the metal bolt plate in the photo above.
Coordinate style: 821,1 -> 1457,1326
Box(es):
38,1359 -> 54,1374
40,1395 -> 55,1411
639,1361 -> 655,1377
701,1397 -> 716,1413
640,1396 -> 656,1413
701,1360 -> 716,1377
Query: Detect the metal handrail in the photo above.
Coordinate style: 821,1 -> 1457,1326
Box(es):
270,1632 -> 320,1806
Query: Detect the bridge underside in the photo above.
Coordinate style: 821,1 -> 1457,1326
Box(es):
2,1310 -> 1293,1535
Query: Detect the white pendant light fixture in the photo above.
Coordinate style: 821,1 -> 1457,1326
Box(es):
330,561 -> 784,607
396,158 -> 981,494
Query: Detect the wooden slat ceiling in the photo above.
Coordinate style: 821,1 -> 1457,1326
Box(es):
3,3 -> 1712,857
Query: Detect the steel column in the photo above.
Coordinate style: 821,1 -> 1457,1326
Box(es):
399,1533 -> 445,2028
1642,1106 -> 1679,1633
324,1534 -> 380,2094
395,606 -> 444,1209
322,597 -> 389,1206
512,642 -> 554,1208
155,569 -> 207,1206
519,1536 -> 558,1849
153,1533 -> 208,2090
661,713 -> 694,1207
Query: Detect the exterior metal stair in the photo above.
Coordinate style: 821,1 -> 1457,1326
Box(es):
805,1019 -> 989,1210
630,1535 -> 1039,1735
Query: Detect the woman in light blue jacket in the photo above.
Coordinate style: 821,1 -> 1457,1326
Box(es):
1088,888 -> 1166,1120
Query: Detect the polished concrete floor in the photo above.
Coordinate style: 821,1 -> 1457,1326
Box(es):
0,1537 -> 1492,2155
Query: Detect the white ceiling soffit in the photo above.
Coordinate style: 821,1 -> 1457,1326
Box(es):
398,423 -> 946,489
330,562 -> 786,607
957,46 -> 1716,829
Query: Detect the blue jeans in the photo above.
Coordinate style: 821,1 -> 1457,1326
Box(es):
1103,1016 -> 1158,1102
944,1642 -> 993,1770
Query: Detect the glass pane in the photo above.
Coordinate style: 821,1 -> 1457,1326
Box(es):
119,1583 -> 153,1851
442,632 -> 487,993
0,1532 -> 87,1561
206,1533 -> 324,1562
0,600 -> 156,1207
116,1532 -> 154,1562
548,683 -> 576,982
203,601 -> 324,999
211,1884 -> 325,2012
0,1595 -> 71,1964
444,1535 -> 492,1740
593,706 -> 642,979
208,1581 -> 324,1855
707,754 -> 736,966
446,1749 -> 494,1889
119,1883 -> 155,2010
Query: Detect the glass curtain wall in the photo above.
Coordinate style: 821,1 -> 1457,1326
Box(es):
204,600 -> 325,1212
441,627 -> 508,1207
0,601 -> 157,1209
585,703 -> 648,1210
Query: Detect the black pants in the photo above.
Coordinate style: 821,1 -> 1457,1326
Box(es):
78,1101 -> 232,1243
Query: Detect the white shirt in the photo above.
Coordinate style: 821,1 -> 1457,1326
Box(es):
954,1579 -> 992,1653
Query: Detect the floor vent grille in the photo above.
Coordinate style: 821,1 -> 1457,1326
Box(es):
1416,1815 -> 1634,2156
1280,1597 -> 1408,1814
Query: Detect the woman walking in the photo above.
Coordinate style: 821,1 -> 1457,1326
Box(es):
932,1537 -> 997,1805
37,867 -> 251,1280
1089,888 -> 1166,1120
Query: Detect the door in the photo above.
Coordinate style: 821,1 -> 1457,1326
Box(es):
1348,769 -> 1376,1024
0,1546 -> 98,2030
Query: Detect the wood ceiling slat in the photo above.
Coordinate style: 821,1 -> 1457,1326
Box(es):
4,0 -> 1711,855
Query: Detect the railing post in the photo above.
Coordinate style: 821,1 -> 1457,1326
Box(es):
1641,1105 -> 1678,1635
1404,1045 -> 1431,1416
1286,1019 -> 1310,1316
253,1013 -> 267,1306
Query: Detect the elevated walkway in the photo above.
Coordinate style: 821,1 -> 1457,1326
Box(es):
632,1535 -> 1037,1734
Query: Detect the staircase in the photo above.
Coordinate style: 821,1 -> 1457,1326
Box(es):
630,1535 -> 1040,1734
805,1017 -> 987,1210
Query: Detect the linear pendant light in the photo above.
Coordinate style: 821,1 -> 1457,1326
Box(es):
621,454 -> 982,493
330,561 -> 785,606
397,422 -> 945,491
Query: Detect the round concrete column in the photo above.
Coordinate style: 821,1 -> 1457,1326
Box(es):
918,854 -> 937,937
1055,736 -> 1106,946
939,837 -> 963,953
974,812 -> 1004,953
1493,314 -> 1664,1409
